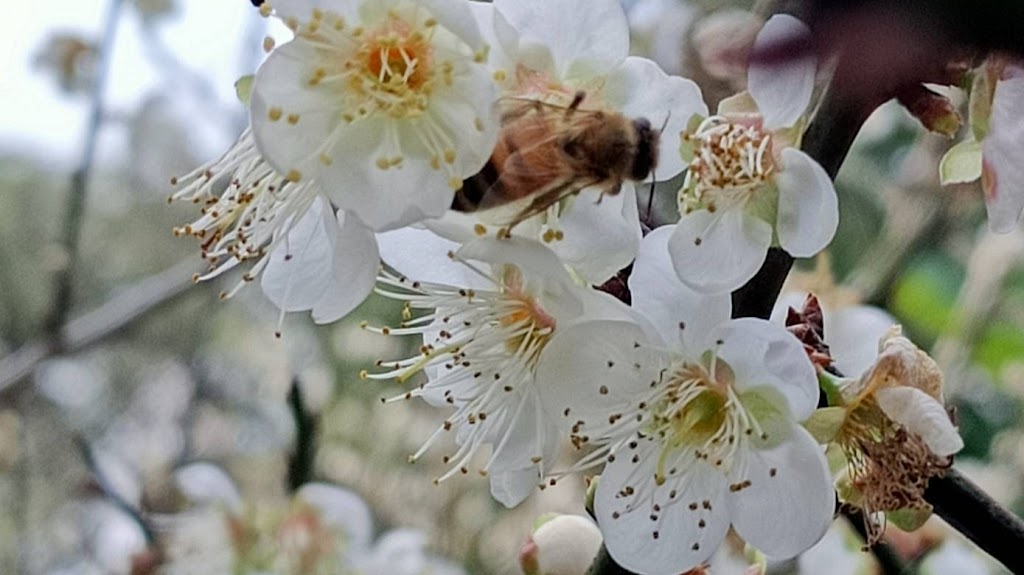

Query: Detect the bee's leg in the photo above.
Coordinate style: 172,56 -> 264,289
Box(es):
595,181 -> 623,205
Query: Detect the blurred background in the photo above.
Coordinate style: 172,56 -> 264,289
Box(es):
0,0 -> 1020,573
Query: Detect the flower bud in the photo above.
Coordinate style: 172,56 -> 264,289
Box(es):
519,514 -> 603,575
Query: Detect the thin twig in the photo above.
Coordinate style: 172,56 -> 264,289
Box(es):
0,258 -> 201,398
46,0 -> 126,340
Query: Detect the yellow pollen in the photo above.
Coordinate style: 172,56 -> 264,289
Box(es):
285,169 -> 302,183
473,224 -> 487,236
262,36 -> 275,52
287,113 -> 300,125
267,107 -> 283,121
376,157 -> 391,170
443,149 -> 456,164
258,3 -> 272,17
319,153 -> 333,166
448,177 -> 463,190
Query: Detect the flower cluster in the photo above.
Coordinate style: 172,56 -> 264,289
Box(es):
168,1 -> 975,573
160,463 -> 464,575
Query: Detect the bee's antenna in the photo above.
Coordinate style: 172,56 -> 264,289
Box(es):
658,111 -> 672,135
646,171 -> 657,224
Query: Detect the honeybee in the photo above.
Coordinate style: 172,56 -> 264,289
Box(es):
452,91 -> 661,231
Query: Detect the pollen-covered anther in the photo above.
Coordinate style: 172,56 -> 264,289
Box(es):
682,116 -> 775,209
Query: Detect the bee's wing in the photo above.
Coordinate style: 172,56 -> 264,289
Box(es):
470,101 -> 605,227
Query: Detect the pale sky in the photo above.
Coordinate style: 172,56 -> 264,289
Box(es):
1,0 -> 289,169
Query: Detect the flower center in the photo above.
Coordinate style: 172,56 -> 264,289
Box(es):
647,357 -> 765,484
297,8 -> 449,121
680,116 -> 775,213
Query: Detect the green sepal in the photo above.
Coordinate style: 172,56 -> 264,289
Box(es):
818,371 -> 846,407
804,406 -> 846,444
939,138 -> 983,185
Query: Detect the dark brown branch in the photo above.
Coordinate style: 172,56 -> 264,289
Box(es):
926,469 -> 1024,574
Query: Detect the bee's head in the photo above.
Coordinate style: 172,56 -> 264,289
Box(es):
630,117 -> 659,180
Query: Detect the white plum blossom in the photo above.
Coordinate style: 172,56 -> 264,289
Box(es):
249,0 -> 500,231
170,131 -> 379,326
940,58 -> 1024,233
426,0 -> 706,285
814,326 -> 963,540
364,229 -> 632,507
668,14 -> 838,294
535,227 -> 834,575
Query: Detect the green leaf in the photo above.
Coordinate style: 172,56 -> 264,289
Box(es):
939,138 -> 983,184
235,74 -> 255,106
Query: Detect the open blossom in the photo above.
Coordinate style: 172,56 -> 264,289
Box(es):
668,14 -> 838,294
364,229 -> 631,507
536,227 -> 834,575
940,57 -> 1024,233
422,0 -> 706,285
170,130 -> 378,325
249,0 -> 499,231
812,326 -> 963,540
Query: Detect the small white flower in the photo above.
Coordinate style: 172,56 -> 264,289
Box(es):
170,130 -> 379,326
536,227 -> 834,575
668,14 -> 838,294
428,0 -> 706,285
940,58 -> 1024,233
249,0 -> 499,231
365,229 -> 631,507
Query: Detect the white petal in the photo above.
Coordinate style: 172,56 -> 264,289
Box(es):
271,0 -> 356,24
173,463 -> 242,513
456,237 -> 583,320
596,441 -> 731,575
776,148 -> 839,257
261,197 -> 335,311
630,225 -> 732,350
730,424 -> 834,559
875,387 -> 964,456
250,39 -> 341,179
535,320 -> 670,439
410,0 -> 486,51
982,76 -> 1024,233
315,117 -> 456,231
376,227 -> 489,289
828,305 -> 896,377
310,212 -> 379,323
295,483 -> 374,549
668,209 -> 772,294
748,14 -> 815,130
714,318 -> 819,420
487,391 -> 560,507
602,56 -> 708,179
493,0 -> 629,80
552,182 -> 642,284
